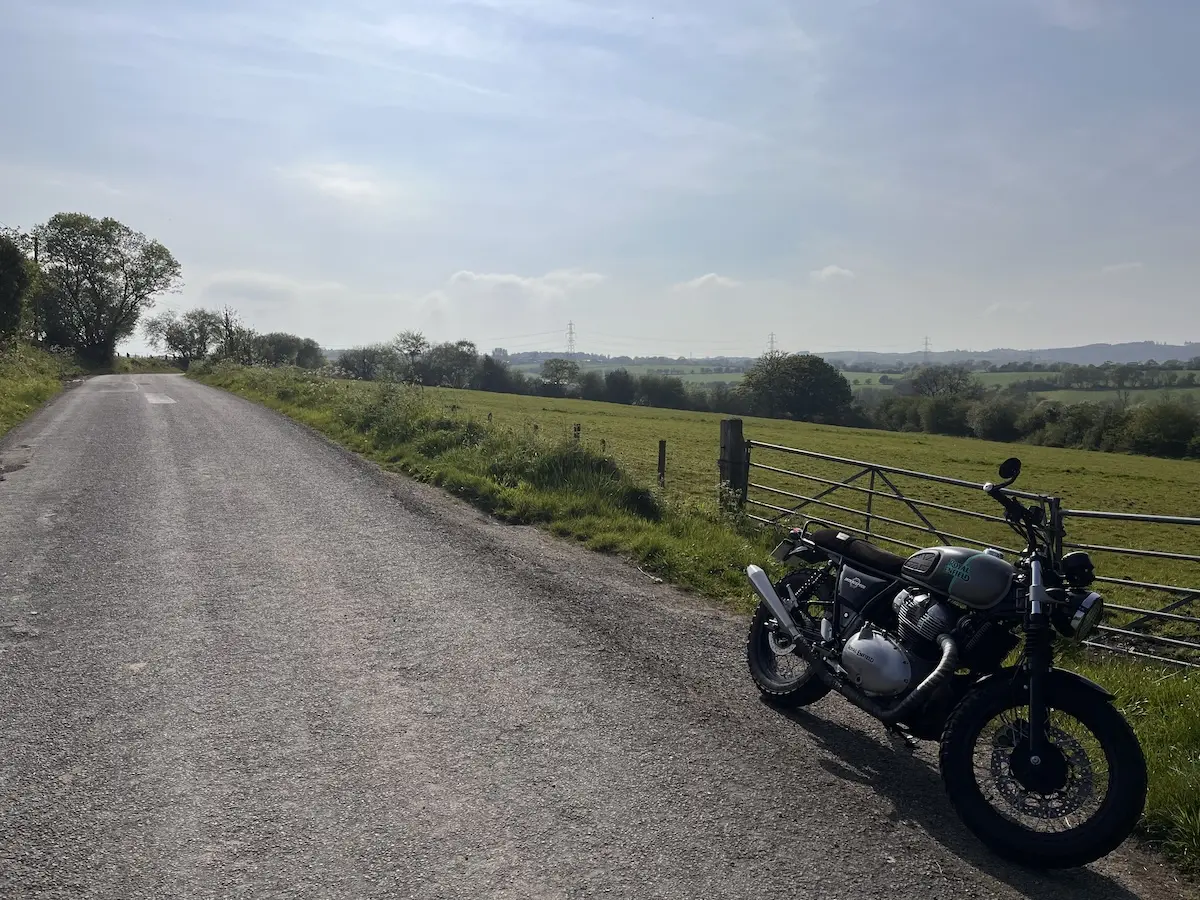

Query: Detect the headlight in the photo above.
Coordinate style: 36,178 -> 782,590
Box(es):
1054,590 -> 1104,641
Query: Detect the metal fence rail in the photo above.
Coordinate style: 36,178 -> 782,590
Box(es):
717,419 -> 1200,668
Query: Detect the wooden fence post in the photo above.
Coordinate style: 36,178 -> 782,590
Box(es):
719,418 -> 748,505
658,440 -> 666,487
573,424 -> 581,442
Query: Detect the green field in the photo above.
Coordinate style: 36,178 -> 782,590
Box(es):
512,362 -> 746,384
195,364 -> 1200,869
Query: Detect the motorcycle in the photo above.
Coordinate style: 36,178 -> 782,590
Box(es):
744,457 -> 1147,868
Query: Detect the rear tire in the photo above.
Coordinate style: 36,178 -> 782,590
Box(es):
746,571 -> 832,708
939,673 -> 1147,869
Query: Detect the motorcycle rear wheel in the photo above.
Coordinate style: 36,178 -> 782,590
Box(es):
746,570 -> 832,708
939,674 -> 1147,869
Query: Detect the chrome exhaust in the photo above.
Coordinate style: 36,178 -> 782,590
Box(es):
746,565 -> 801,639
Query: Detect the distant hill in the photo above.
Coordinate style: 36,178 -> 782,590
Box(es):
820,342 -> 1200,368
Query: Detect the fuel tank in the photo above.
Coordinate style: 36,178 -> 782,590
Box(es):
901,546 -> 1015,610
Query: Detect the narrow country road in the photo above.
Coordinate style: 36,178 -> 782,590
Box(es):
0,375 -> 1188,899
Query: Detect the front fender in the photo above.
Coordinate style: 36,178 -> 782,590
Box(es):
975,666 -> 1116,702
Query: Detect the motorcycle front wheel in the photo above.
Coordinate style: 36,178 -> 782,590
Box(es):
746,569 -> 832,708
939,674 -> 1147,869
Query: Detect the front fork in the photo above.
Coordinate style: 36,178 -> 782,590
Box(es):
1024,559 -> 1054,760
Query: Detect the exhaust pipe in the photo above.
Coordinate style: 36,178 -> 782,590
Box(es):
746,565 -> 801,639
747,561 -> 959,725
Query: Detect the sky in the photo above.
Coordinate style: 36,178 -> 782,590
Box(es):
2,0 -> 1199,358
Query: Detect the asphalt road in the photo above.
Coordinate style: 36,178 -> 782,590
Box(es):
0,375 -> 1189,899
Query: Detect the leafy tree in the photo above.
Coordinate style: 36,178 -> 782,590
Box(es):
1123,400 -> 1198,458
424,340 -> 479,388
967,397 -> 1025,442
577,370 -> 606,401
253,332 -> 324,368
636,373 -> 688,409
740,352 -> 852,421
392,330 -> 429,381
541,358 -> 580,390
34,213 -> 181,363
143,308 -> 222,368
0,234 -> 31,340
338,344 -> 397,381
473,355 -> 527,394
604,368 -> 637,404
213,307 -> 259,364
910,364 -> 980,398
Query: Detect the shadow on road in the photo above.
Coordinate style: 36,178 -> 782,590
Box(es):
771,702 -> 1142,900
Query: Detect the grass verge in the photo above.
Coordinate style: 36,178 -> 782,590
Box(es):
192,362 -> 1199,874
0,344 -> 78,440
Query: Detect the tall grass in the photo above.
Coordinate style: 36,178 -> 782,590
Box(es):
0,344 -> 77,439
193,362 -> 1200,873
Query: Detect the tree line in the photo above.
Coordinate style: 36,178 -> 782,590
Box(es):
856,366 -> 1200,459
332,339 -> 1200,460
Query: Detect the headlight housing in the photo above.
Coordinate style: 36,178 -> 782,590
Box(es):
1053,589 -> 1105,641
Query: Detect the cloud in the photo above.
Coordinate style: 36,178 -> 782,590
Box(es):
1099,261 -> 1144,275
810,265 -> 855,282
448,269 -> 605,297
672,273 -> 741,291
281,163 -> 391,205
199,271 -> 348,306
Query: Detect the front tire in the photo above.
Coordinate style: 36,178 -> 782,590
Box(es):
746,571 -> 832,708
939,673 -> 1147,869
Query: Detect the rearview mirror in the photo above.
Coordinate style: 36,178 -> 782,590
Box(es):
998,457 -> 1022,480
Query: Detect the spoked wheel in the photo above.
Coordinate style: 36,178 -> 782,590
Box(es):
746,569 -> 832,708
940,675 -> 1147,869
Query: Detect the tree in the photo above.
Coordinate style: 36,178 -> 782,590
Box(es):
213,307 -> 259,364
253,332 -> 324,368
338,344 -> 396,381
143,308 -> 222,368
544,357 -> 580,388
739,352 -> 852,422
0,234 -> 31,340
910,365 -> 980,398
392,330 -> 430,382
636,373 -> 688,408
34,213 -> 181,363
577,370 -> 606,401
1123,400 -> 1199,458
604,368 -> 637,404
424,340 -> 479,388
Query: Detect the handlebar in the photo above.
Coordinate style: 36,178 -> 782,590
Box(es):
984,482 -> 1042,555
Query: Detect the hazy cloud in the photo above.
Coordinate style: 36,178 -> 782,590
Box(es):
810,265 -> 855,282
281,163 -> 392,205
200,271 -> 348,306
1027,0 -> 1125,32
1099,261 -> 1144,275
672,273 -> 741,291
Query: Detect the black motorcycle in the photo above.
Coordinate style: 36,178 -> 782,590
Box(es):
745,458 -> 1147,868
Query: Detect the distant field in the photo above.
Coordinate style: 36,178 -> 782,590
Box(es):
512,362 -> 745,384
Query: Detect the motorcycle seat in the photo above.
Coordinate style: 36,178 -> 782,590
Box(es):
809,529 -> 906,576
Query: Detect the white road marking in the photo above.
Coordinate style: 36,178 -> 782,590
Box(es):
144,394 -> 176,405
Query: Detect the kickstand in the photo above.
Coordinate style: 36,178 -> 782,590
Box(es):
885,725 -> 920,752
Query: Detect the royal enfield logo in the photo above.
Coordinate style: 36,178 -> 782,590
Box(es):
844,576 -> 867,590
945,559 -> 973,582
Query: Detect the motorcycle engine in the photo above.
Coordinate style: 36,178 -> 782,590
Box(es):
839,589 -> 962,698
